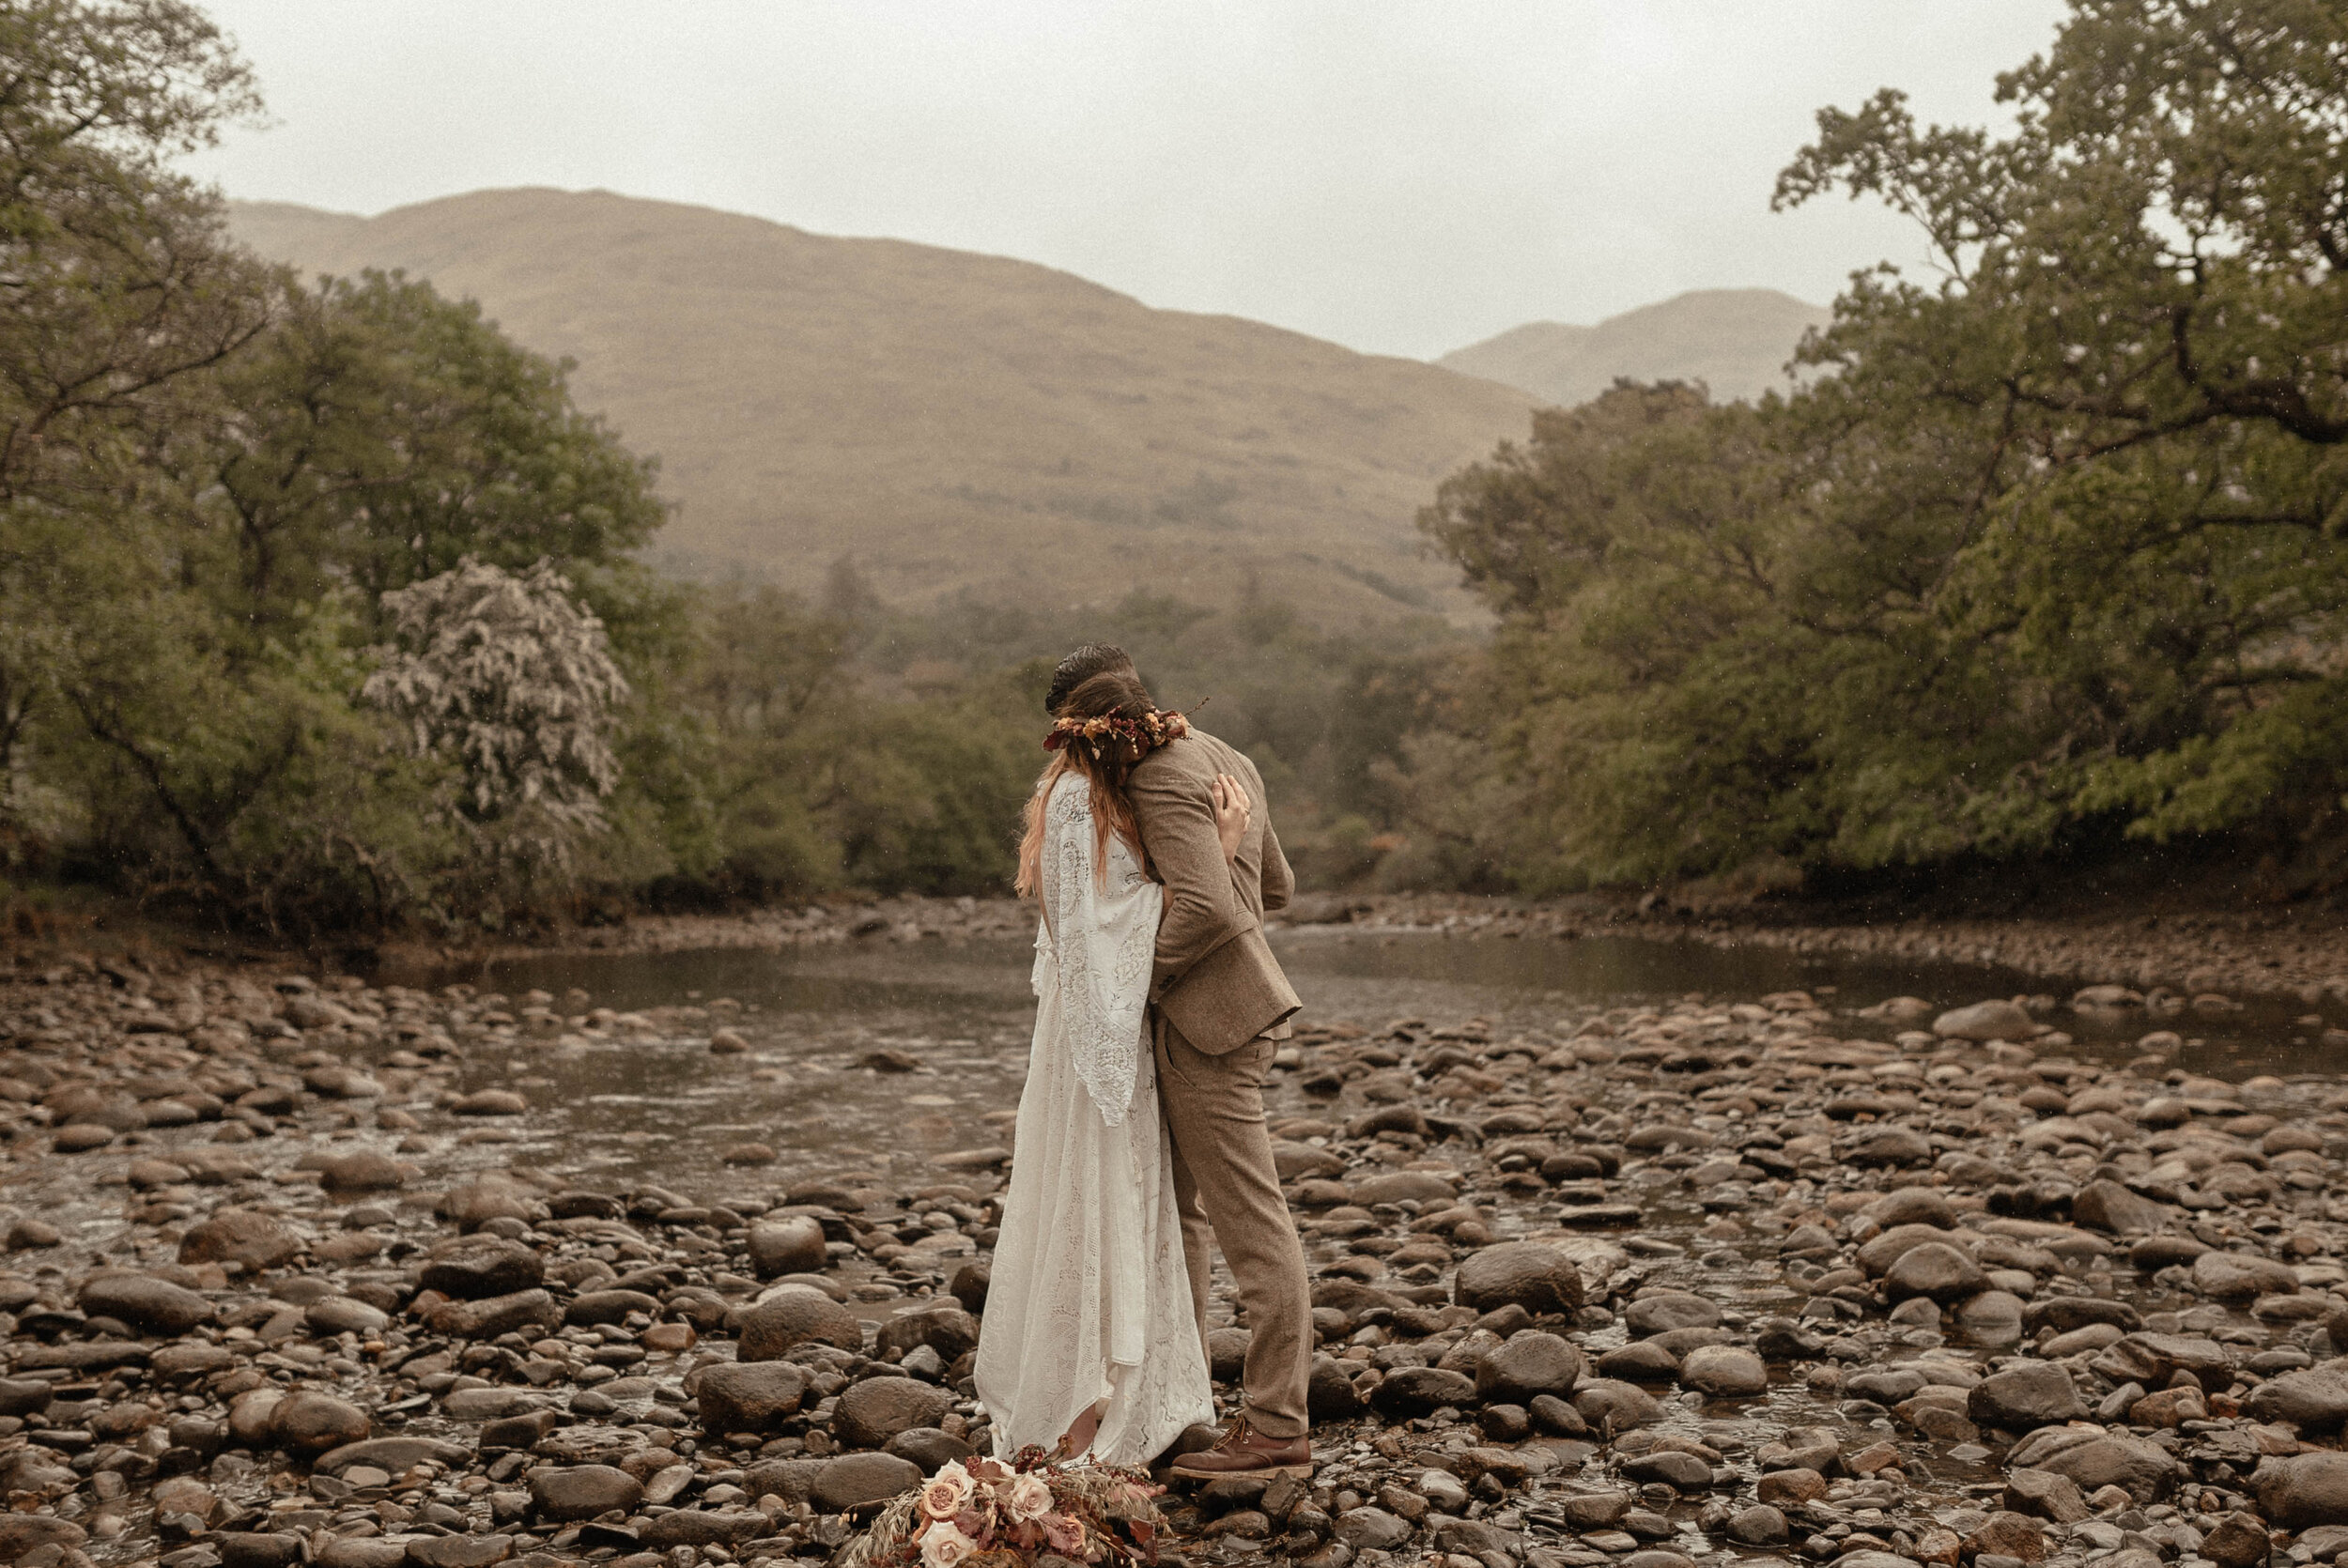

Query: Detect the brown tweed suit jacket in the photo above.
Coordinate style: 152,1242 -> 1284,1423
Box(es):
1126,728 -> 1301,1054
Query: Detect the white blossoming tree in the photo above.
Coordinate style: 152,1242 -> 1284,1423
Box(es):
363,558 -> 628,869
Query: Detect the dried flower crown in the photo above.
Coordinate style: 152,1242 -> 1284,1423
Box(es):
1043,707 -> 1191,755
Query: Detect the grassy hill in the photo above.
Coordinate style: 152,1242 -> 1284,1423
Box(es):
227,190 -> 1538,625
1438,288 -> 1830,407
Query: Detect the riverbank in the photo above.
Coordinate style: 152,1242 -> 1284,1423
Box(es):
349,890 -> 2348,1010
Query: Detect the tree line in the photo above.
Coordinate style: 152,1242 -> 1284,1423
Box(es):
12,0 -> 2338,934
1410,0 -> 2348,901
0,1 -> 1462,935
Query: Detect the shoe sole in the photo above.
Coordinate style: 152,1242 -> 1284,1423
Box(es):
1166,1460 -> 1315,1480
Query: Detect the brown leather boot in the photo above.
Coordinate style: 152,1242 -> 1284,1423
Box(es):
1167,1416 -> 1313,1479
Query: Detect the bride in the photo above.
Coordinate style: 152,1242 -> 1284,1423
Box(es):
973,668 -> 1252,1465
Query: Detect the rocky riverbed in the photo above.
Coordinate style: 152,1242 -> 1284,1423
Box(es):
7,942 -> 2348,1568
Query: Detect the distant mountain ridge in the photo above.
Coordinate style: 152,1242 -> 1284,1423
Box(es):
226,190 -> 1538,625
1438,288 -> 1829,407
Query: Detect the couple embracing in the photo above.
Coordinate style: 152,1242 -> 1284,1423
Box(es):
971,643 -> 1314,1480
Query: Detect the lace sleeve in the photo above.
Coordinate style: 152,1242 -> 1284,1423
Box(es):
1042,782 -> 1154,1128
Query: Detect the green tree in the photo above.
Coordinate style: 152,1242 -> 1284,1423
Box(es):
1421,0 -> 2348,893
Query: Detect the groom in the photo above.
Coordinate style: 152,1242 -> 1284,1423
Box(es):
1045,645 -> 1314,1480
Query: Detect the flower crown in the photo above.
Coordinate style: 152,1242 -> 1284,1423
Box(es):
1043,707 -> 1190,755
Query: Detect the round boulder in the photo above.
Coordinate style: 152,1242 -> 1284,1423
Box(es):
270,1391 -> 370,1452
418,1235 -> 544,1299
1680,1345 -> 1768,1398
178,1210 -> 301,1271
1453,1241 -> 1584,1315
738,1285 -> 865,1360
831,1376 -> 955,1449
1475,1331 -> 1584,1405
696,1361 -> 809,1435
79,1273 -> 212,1336
747,1216 -> 828,1279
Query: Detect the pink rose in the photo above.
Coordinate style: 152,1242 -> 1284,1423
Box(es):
918,1462 -> 973,1522
1002,1472 -> 1054,1523
919,1521 -> 976,1568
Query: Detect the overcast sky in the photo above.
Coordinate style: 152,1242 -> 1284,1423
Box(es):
186,0 -> 2070,361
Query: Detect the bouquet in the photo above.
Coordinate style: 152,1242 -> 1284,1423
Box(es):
842,1450 -> 1166,1568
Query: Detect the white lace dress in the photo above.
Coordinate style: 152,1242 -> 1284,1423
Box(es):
973,772 -> 1215,1466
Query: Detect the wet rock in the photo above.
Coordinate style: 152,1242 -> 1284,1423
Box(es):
1624,1291 -> 1721,1335
1845,1127 -> 1933,1166
1680,1345 -> 1768,1397
318,1150 -> 404,1191
2258,1453 -> 2348,1530
0,1379 -> 50,1419
874,1304 -> 981,1362
1596,1340 -> 1680,1382
1308,1355 -> 1366,1421
1620,1450 -> 1713,1489
316,1437 -> 473,1475
1575,1377 -> 1662,1429
1474,1331 -> 1584,1404
1453,1241 -> 1583,1314
2031,1433 -> 2180,1501
178,1209 -> 301,1270
2193,1249 -> 2299,1300
1964,1513 -> 2047,1564
1371,1366 -> 1478,1417
887,1426 -> 975,1469
833,1375 -> 955,1448
305,1295 -> 390,1335
696,1361 -> 809,1434
950,1258 -> 990,1315
1884,1241 -> 1985,1303
738,1284 -> 865,1360
810,1452 -> 923,1511
1867,1187 -> 1957,1229
2004,1468 -> 2090,1523
2202,1512 -> 2276,1568
453,1088 -> 527,1115
2246,1369 -> 2348,1433
1956,1290 -> 2027,1345
1935,1000 -> 2035,1040
1347,1170 -> 1449,1208
641,1509 -> 768,1548
1335,1508 -> 1413,1551
1758,1469 -> 1827,1506
0,1517 -> 86,1560
439,1179 -> 546,1230
216,1532 -> 303,1568
1969,1362 -> 2086,1430
2090,1332 -> 2232,1392
2073,1180 -> 2170,1236
747,1216 -> 828,1277
564,1288 -> 662,1326
529,1464 -> 643,1521
419,1235 -> 545,1299
1728,1504 -> 1790,1545
406,1537 -> 517,1568
424,1286 -> 554,1338
79,1271 -> 211,1335
270,1391 -> 369,1451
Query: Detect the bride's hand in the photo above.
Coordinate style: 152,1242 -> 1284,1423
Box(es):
1212,772 -> 1252,863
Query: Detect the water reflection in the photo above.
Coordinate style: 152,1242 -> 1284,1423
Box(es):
380,928 -> 2341,1207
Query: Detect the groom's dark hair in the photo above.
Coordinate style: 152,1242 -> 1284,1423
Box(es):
1046,644 -> 1138,715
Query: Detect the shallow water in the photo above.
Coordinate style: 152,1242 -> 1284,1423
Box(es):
399,928 -> 2344,1207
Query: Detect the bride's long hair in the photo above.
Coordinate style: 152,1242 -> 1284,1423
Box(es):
1014,669 -> 1159,899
